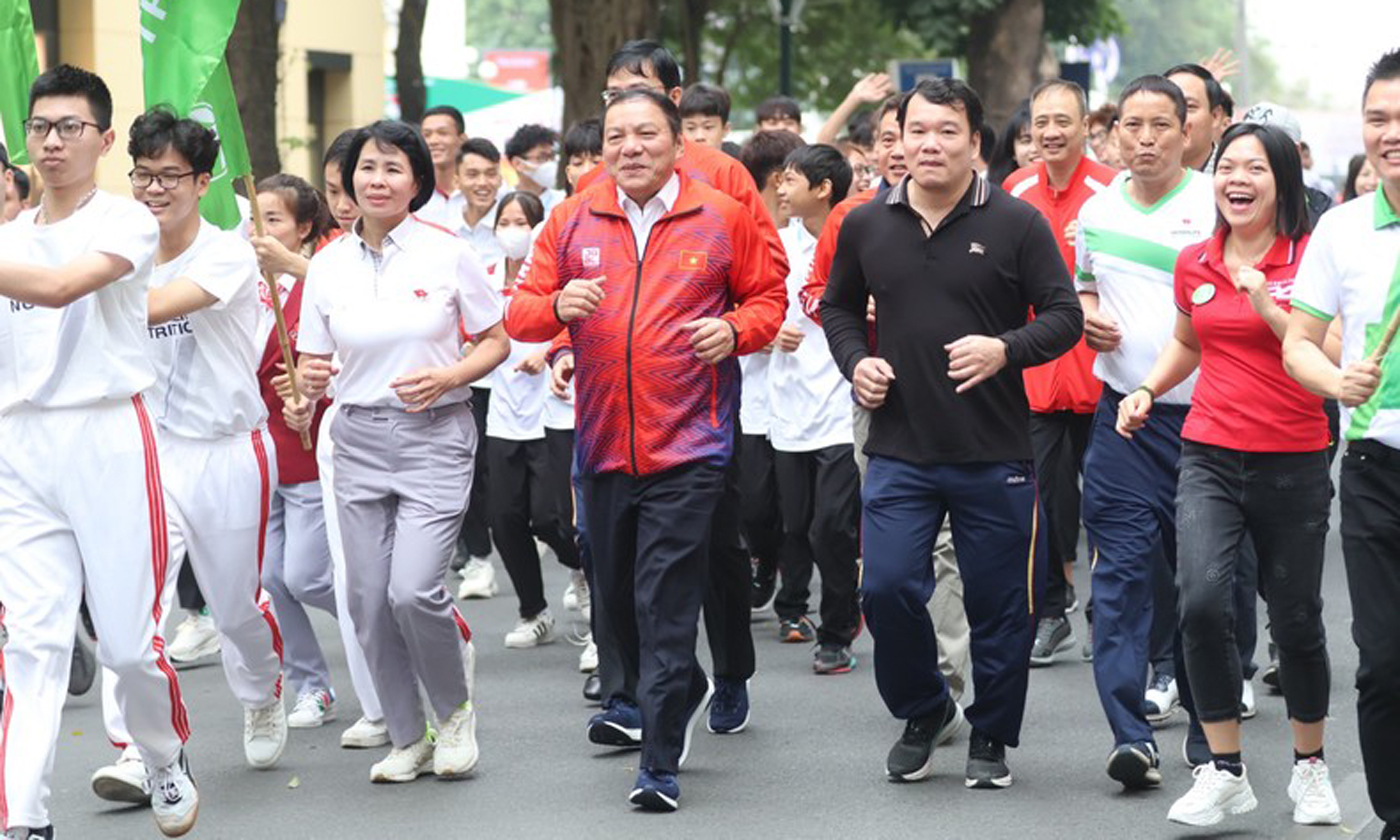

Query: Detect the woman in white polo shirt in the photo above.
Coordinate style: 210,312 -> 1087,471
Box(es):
287,120 -> 509,784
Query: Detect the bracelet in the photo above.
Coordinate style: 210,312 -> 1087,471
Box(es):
1132,384 -> 1156,401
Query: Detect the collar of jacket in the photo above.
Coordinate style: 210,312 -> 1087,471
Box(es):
587,168 -> 706,222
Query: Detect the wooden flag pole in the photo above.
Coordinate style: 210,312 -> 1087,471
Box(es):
243,173 -> 313,450
1369,306 -> 1400,364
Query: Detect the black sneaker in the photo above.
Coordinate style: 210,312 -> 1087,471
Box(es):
1029,616 -> 1076,667
1182,716 -> 1210,768
1382,820 -> 1400,840
1106,741 -> 1162,790
750,558 -> 776,613
1261,641 -> 1281,693
68,633 -> 97,696
886,699 -> 962,782
965,729 -> 1012,789
778,615 -> 816,644
813,644 -> 856,675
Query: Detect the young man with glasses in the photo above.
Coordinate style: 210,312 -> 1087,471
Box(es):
0,65 -> 197,839
88,105 -> 287,810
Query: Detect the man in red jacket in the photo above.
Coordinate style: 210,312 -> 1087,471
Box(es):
507,89 -> 782,812
1002,78 -> 1116,667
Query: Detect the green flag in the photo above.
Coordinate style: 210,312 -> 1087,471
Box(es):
140,0 -> 250,230
0,0 -> 41,165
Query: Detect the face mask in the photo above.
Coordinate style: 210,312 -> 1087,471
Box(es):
496,225 -> 532,260
526,159 -> 558,189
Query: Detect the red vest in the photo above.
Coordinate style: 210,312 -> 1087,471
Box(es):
257,278 -> 330,485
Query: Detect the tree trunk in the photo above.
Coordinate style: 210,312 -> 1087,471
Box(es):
226,0 -> 280,177
966,0 -> 1045,133
396,0 -> 430,125
550,0 -> 661,133
680,0 -> 709,86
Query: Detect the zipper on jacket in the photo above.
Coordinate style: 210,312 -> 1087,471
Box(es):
625,243 -> 646,474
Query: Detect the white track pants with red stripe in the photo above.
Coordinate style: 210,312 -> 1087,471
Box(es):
103,427 -> 283,746
0,398 -> 188,831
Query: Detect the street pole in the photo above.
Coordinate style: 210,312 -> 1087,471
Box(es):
779,0 -> 792,96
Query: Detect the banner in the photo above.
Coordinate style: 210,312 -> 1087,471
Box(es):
0,0 -> 41,165
140,0 -> 250,230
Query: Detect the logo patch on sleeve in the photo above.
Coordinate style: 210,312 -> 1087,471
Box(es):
680,250 -> 708,270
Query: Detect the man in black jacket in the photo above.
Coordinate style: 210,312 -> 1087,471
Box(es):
821,77 -> 1081,791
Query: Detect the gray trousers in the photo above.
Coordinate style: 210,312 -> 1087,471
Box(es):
262,480 -> 336,696
853,404 -> 971,702
332,402 -> 474,747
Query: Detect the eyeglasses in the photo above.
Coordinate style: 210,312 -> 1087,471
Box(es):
128,169 -> 198,190
600,84 -> 664,105
24,117 -> 103,140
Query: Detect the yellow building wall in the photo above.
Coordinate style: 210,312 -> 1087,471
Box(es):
54,0 -> 385,194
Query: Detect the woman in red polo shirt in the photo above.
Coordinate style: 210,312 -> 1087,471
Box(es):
1116,123 -> 1339,828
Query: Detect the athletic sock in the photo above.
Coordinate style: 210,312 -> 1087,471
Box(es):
1294,747 -> 1324,763
1211,752 -> 1244,777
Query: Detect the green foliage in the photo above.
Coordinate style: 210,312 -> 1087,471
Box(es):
872,0 -> 1123,57
464,0 -> 552,52
1110,0 -> 1282,103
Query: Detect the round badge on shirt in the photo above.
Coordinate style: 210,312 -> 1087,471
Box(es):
1192,283 -> 1217,306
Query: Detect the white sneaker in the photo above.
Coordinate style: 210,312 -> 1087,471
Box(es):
91,744 -> 149,804
243,698 -> 288,769
370,736 -> 434,783
166,611 -> 220,666
579,635 -> 598,673
149,751 -> 199,837
341,716 -> 390,749
1289,758 -> 1342,825
433,702 -> 479,777
1240,680 -> 1257,719
504,610 -> 556,649
1168,763 -> 1258,826
1144,675 -> 1180,723
563,569 -> 591,620
287,689 -> 336,729
457,557 -> 498,599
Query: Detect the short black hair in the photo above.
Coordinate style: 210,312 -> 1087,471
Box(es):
606,40 -> 682,92
493,190 -> 546,231
679,83 -> 731,122
879,93 -> 907,124
783,143 -> 852,207
422,105 -> 465,135
977,122 -> 997,162
127,106 -> 220,175
562,118 -> 602,160
897,78 -> 985,136
341,120 -> 436,212
756,95 -> 802,125
12,167 -> 29,201
256,173 -> 332,248
845,113 -> 874,149
457,136 -> 501,165
1219,87 -> 1235,119
0,142 -> 8,170
1364,48 -> 1400,105
1118,74 -> 1188,126
1030,78 -> 1088,120
29,64 -> 113,131
602,88 -> 683,141
1212,122 -> 1310,241
1164,63 -> 1225,114
740,129 -> 805,189
504,124 -> 558,162
323,128 -> 359,170
988,102 -> 1031,185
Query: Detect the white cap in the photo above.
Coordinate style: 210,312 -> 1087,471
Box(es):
1240,101 -> 1302,144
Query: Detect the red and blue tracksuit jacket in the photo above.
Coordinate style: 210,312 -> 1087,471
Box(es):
505,172 -> 785,477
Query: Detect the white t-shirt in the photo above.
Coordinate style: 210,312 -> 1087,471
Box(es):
739,354 -> 772,436
1292,188 -> 1400,448
416,188 -> 459,230
298,214 -> 504,409
485,260 -> 548,440
146,221 -> 267,439
1075,169 -> 1215,404
0,191 -> 159,412
456,204 -> 503,266
768,221 -> 854,452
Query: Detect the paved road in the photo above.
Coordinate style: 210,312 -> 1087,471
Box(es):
48,519 -> 1376,839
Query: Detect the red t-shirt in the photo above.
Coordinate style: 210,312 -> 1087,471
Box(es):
1004,157 -> 1116,414
1175,231 -> 1328,452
